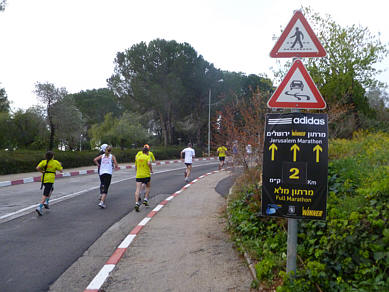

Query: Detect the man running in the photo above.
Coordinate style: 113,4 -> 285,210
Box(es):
134,145 -> 153,212
181,143 -> 195,182
217,144 -> 228,170
35,151 -> 63,216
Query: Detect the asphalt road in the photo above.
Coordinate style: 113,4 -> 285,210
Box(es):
0,161 -> 218,292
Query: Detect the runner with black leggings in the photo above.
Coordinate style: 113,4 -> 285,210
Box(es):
94,145 -> 118,209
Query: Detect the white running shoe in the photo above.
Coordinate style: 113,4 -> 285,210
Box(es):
98,201 -> 106,209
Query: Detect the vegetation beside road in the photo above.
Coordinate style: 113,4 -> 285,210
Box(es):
0,146 -> 183,175
227,131 -> 389,291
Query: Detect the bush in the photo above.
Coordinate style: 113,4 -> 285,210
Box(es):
228,131 -> 389,291
0,145 -> 184,175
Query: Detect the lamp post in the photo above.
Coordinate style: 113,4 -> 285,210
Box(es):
207,79 -> 224,157
80,134 -> 83,151
208,88 -> 211,157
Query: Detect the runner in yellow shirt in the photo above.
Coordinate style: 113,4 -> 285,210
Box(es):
135,144 -> 155,203
35,151 -> 63,216
134,145 -> 153,212
217,145 -> 228,170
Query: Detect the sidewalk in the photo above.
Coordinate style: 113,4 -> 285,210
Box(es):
86,170 -> 253,291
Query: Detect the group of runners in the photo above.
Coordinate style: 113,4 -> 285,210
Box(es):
34,142 -> 202,215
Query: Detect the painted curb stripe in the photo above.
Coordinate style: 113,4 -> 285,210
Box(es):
106,248 -> 127,265
130,225 -> 144,235
85,264 -> 115,290
84,170 -> 221,291
118,234 -> 136,249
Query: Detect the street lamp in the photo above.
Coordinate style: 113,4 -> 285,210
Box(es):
80,134 -> 83,151
208,79 -> 224,157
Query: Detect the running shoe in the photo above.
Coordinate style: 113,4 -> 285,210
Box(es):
35,207 -> 43,216
43,203 -> 50,209
143,199 -> 149,206
134,203 -> 140,212
98,201 -> 106,209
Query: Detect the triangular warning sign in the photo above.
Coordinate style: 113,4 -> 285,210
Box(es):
267,59 -> 326,109
270,10 -> 326,58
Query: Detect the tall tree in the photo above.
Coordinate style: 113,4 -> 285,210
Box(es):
11,107 -> 48,149
0,85 -> 10,113
34,82 -> 67,150
52,96 -> 84,150
70,88 -> 123,131
0,0 -> 6,11
108,39 -> 223,146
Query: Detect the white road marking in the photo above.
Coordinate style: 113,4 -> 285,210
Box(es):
86,264 -> 115,290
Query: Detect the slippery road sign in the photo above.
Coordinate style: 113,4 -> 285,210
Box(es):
267,59 -> 326,109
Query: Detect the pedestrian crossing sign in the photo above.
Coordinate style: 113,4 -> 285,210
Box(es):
270,10 -> 326,58
267,59 -> 326,109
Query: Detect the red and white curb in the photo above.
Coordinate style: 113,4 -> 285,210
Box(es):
84,169 -> 221,292
0,157 -> 216,188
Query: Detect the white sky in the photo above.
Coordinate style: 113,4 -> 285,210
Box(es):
1,0 -> 389,110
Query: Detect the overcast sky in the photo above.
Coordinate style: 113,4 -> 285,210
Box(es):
1,0 -> 389,110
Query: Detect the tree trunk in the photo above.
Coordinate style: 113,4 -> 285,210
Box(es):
159,112 -> 168,146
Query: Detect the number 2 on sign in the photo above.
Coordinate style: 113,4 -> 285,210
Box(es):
289,168 -> 300,179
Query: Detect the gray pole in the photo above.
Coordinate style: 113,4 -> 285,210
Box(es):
286,218 -> 298,274
208,88 -> 211,157
287,92 -> 300,275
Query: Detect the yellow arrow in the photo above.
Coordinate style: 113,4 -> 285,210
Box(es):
313,145 -> 322,163
269,143 -> 278,161
290,144 -> 300,162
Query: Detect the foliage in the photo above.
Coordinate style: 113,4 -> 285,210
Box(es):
70,88 -> 123,131
228,131 -> 389,291
34,82 -> 68,150
0,0 -> 6,11
0,85 -> 10,113
0,145 -> 183,175
214,88 -> 270,168
89,112 -> 149,149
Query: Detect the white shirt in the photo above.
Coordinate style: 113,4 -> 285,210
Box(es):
182,147 -> 195,164
99,154 -> 113,175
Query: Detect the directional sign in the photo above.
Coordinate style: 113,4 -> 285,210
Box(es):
267,59 -> 326,109
261,113 -> 328,220
270,10 -> 326,58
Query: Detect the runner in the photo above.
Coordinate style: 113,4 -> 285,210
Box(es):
35,151 -> 63,216
134,145 -> 153,212
217,144 -> 228,170
93,145 -> 119,209
96,143 -> 108,200
135,144 -> 156,203
181,143 -> 195,182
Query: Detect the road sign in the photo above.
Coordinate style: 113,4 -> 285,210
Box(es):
270,10 -> 326,58
267,59 -> 326,109
261,113 -> 328,220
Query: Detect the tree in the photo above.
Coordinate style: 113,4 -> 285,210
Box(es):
0,0 -> 6,11
0,85 -> 10,113
11,107 -> 48,149
0,112 -> 12,148
70,88 -> 123,131
52,96 -> 84,150
89,112 -> 149,149
34,82 -> 67,150
108,39 -> 223,146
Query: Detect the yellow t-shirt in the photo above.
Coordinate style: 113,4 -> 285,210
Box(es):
135,153 -> 151,178
136,150 -> 155,162
37,159 -> 63,183
217,146 -> 227,157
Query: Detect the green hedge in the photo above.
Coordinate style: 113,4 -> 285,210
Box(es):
0,146 -> 184,175
227,131 -> 389,291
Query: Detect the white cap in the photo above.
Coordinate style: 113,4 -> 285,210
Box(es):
100,144 -> 108,152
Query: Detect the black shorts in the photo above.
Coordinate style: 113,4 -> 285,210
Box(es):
100,173 -> 112,194
42,183 -> 54,196
219,157 -> 225,161
185,163 -> 192,167
136,177 -> 151,184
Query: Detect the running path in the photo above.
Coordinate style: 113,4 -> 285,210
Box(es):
0,157 -> 217,188
84,169 -> 251,292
